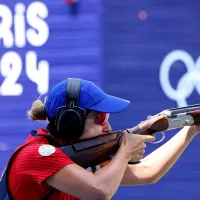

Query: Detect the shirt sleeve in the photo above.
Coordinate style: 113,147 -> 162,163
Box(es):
17,143 -> 75,185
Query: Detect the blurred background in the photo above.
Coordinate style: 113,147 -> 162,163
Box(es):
1,0 -> 200,199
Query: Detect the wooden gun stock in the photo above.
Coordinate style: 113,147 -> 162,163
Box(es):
60,131 -> 121,169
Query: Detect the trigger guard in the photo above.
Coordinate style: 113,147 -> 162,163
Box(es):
150,132 -> 165,144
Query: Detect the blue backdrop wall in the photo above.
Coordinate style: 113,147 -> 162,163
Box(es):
1,0 -> 200,199
104,0 -> 200,199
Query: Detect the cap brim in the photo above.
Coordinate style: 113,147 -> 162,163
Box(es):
89,95 -> 130,113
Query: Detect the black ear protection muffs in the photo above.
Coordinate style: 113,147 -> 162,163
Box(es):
55,78 -> 86,140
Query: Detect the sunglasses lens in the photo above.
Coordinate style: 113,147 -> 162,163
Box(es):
94,113 -> 109,126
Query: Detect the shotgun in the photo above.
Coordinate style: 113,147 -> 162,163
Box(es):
60,103 -> 200,168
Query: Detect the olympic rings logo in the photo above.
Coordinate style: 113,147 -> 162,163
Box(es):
159,50 -> 200,107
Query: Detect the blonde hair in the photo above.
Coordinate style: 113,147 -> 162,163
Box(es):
27,97 -> 47,121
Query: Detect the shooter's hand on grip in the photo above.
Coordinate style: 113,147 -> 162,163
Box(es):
119,130 -> 155,162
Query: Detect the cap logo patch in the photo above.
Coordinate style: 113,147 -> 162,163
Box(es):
38,145 -> 56,156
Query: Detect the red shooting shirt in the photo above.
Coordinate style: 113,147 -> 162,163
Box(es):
8,128 -> 80,200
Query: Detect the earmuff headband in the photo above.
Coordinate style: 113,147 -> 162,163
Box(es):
66,78 -> 81,107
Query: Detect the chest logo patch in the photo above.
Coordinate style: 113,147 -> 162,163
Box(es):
38,145 -> 56,156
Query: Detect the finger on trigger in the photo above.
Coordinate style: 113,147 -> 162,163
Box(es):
142,135 -> 155,142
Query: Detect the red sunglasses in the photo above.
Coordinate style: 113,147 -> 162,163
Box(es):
85,112 -> 110,126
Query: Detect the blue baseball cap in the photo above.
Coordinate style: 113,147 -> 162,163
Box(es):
45,79 -> 130,118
